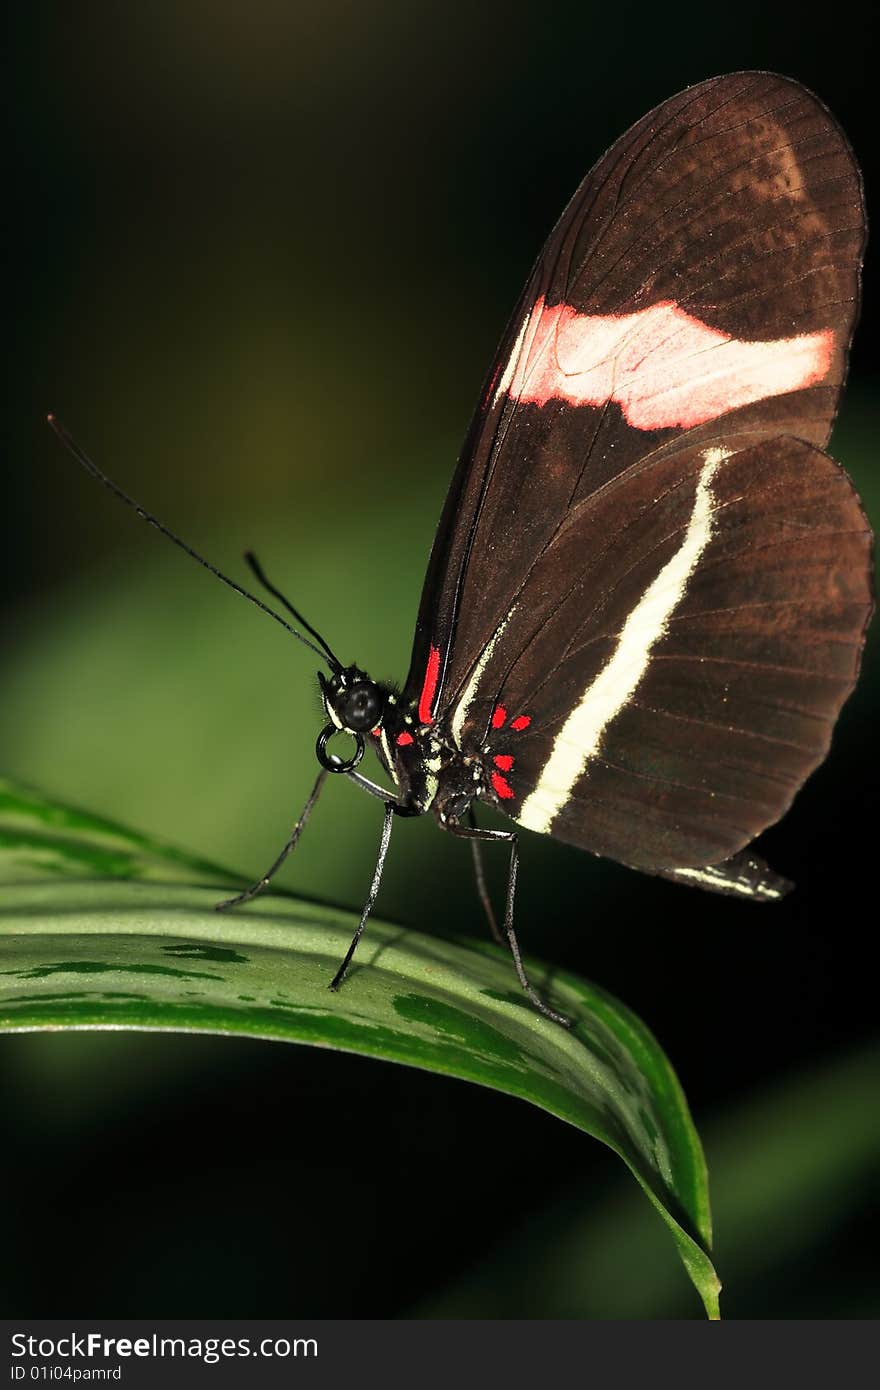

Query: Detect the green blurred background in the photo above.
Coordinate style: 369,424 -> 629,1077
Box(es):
4,2 -> 878,1317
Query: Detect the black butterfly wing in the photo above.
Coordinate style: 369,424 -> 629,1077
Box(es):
441,432 -> 872,871
403,72 -> 865,737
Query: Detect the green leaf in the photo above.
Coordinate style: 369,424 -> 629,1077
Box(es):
0,777 -> 719,1318
413,1040 -> 880,1318
0,778 -> 238,886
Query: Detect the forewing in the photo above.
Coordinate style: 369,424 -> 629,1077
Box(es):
405,73 -> 865,725
451,436 -> 872,870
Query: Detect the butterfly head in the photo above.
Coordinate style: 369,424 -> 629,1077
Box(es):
317,667 -> 388,772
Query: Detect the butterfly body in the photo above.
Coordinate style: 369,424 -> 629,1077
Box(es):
319,669 -> 483,822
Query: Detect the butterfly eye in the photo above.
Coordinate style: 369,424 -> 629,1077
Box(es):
339,681 -> 384,732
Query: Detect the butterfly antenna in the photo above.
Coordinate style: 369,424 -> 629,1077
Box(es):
46,415 -> 342,671
243,550 -> 344,671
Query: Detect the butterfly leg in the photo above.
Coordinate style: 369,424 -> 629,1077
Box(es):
329,799 -> 396,993
215,768 -> 328,911
449,821 -> 570,1028
467,806 -> 504,945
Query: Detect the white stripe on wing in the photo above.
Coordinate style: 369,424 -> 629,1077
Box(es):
518,447 -> 730,833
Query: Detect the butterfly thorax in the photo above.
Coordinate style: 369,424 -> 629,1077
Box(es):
363,694 -> 454,816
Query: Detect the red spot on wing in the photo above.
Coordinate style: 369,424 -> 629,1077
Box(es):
491,772 -> 515,800
493,754 -> 514,771
505,296 -> 834,430
396,731 -> 414,746
491,705 -> 507,729
418,645 -> 441,725
510,714 -> 531,731
370,727 -> 381,737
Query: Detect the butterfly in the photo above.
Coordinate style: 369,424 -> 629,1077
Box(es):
51,72 -> 873,1026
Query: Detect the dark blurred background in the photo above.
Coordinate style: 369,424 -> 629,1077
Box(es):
3,2 -> 878,1318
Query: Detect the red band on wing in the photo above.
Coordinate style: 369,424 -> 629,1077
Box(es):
503,296 -> 833,430
491,772 -> 515,800
418,644 -> 441,725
